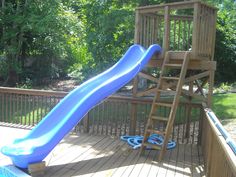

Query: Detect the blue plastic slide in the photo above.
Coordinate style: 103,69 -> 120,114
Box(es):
1,44 -> 161,168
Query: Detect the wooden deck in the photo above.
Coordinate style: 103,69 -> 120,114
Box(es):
0,126 -> 205,177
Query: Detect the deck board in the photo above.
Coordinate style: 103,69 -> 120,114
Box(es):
0,126 -> 205,177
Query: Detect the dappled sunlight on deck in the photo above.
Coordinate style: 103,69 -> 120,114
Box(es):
0,126 -> 204,177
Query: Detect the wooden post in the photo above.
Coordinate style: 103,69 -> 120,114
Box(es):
192,2 -> 200,57
207,70 -> 215,107
210,9 -> 217,60
162,6 -> 170,56
130,77 -> 138,135
198,105 -> 204,145
28,161 -> 46,177
185,82 -> 193,139
83,113 -> 89,133
134,9 -> 141,44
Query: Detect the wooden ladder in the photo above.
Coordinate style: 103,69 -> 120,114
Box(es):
140,51 -> 190,160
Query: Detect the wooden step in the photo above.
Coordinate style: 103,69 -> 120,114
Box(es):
154,102 -> 172,107
151,116 -> 169,122
164,64 -> 182,68
146,129 -> 165,135
161,76 -> 180,80
157,89 -> 176,93
143,142 -> 162,150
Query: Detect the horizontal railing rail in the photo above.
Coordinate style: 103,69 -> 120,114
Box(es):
202,107 -> 236,177
0,87 -> 202,144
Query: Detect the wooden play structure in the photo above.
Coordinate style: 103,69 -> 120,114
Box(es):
132,1 -> 218,160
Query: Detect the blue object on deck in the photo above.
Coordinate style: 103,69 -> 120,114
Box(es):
1,44 -> 162,168
121,134 -> 176,150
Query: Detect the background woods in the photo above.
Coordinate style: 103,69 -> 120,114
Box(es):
0,0 -> 235,87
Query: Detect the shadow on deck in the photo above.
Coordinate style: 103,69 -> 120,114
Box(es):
44,133 -> 204,177
0,126 -> 205,177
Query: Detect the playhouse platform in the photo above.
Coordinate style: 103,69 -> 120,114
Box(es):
0,126 -> 204,177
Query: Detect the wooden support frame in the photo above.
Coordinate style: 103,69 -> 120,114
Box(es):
138,72 -> 159,83
133,3 -> 217,160
136,87 -> 157,97
28,161 -> 46,176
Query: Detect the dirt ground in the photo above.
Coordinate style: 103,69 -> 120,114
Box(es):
221,119 -> 236,142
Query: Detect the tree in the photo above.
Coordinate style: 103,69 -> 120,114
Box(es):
0,0 -> 81,86
204,0 -> 236,83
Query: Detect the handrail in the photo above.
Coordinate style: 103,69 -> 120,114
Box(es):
202,106 -> 236,177
0,87 -> 67,97
137,0 -> 217,11
0,87 -> 202,106
205,108 -> 236,155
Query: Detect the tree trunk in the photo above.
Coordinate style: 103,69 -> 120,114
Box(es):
4,69 -> 18,87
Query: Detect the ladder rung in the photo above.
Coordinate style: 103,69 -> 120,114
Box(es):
164,64 -> 182,68
147,129 -> 165,135
161,77 -> 179,80
143,142 -> 162,150
154,102 -> 172,107
151,116 -> 169,122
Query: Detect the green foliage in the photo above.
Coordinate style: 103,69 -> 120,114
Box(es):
203,0 -> 236,83
16,77 -> 32,89
214,82 -> 233,94
0,0 -> 235,86
77,1 -> 135,77
0,56 -> 8,79
0,0 -> 83,85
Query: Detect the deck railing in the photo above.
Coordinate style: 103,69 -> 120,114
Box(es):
0,87 -> 202,144
202,107 -> 236,177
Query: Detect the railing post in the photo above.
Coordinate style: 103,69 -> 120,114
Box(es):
198,106 -> 204,145
162,5 -> 170,57
83,113 -> 90,133
134,9 -> 141,44
185,82 -> 193,139
130,76 -> 138,135
192,2 -> 200,57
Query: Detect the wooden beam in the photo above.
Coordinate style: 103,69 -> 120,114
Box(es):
162,6 -> 170,55
194,80 -> 205,96
148,57 -> 216,70
130,76 -> 138,135
192,2 -> 200,57
184,71 -> 210,83
137,0 -> 198,13
210,10 -> 217,60
143,13 -> 193,21
195,77 -> 208,94
185,82 -> 193,139
83,113 -> 90,133
0,87 -> 67,97
182,89 -> 207,101
148,51 -> 211,60
138,71 -> 159,83
134,9 -> 141,44
207,70 -> 215,107
187,60 -> 216,70
136,87 -> 157,97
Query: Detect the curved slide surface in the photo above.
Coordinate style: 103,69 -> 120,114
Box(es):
1,44 -> 161,168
